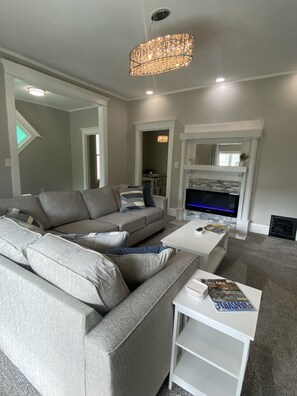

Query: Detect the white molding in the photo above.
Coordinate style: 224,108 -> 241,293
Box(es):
184,120 -> 263,134
0,58 -> 108,195
134,119 -> 175,208
168,208 -> 177,217
248,222 -> 269,235
0,59 -> 108,106
81,127 -> 99,190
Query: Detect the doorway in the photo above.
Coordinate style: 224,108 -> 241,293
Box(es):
134,120 -> 175,208
142,130 -> 169,196
81,127 -> 100,189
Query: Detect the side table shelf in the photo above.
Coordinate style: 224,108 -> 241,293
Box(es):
169,269 -> 262,396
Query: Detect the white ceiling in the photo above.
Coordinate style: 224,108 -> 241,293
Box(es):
1,0 -> 297,101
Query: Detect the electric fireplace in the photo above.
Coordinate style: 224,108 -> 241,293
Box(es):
185,188 -> 240,218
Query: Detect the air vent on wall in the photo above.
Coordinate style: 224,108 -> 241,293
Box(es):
269,215 -> 297,241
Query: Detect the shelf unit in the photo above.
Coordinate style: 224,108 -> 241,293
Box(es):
169,269 -> 262,396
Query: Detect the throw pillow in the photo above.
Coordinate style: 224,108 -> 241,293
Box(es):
118,187 -> 145,213
26,234 -> 130,316
0,216 -> 42,268
61,231 -> 129,253
129,185 -> 155,207
106,245 -> 175,289
6,208 -> 44,232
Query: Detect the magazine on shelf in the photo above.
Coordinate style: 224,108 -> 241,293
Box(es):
204,224 -> 228,234
201,278 -> 256,312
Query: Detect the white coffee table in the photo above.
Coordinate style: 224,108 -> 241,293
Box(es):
161,220 -> 228,273
169,269 -> 262,396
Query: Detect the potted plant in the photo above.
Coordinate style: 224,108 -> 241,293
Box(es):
240,153 -> 249,166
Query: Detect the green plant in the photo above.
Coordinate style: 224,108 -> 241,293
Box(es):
240,153 -> 249,161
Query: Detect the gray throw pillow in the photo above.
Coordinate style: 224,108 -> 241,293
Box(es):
106,247 -> 176,288
118,187 -> 145,213
26,234 -> 130,316
62,231 -> 129,252
0,216 -> 42,268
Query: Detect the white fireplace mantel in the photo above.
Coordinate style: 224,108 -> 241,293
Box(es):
177,120 -> 264,238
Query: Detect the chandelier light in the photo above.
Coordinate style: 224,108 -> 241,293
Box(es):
157,135 -> 169,143
129,9 -> 194,76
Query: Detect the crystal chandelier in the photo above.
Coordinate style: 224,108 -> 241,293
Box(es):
129,9 -> 194,76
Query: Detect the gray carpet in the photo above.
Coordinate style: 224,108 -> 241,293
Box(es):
1,224 -> 297,396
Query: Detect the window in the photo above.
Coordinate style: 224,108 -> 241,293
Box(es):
218,152 -> 240,167
16,111 -> 40,153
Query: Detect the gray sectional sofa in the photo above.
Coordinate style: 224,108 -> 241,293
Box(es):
0,185 -> 200,396
0,185 -> 167,245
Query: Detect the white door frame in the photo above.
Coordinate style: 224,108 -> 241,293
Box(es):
134,119 -> 175,208
81,127 -> 100,190
0,58 -> 108,196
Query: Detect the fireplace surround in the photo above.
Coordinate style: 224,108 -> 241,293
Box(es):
176,120 -> 263,238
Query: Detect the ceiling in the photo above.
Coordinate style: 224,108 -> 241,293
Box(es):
1,0 -> 297,101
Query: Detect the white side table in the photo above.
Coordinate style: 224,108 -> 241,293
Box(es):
169,269 -> 262,396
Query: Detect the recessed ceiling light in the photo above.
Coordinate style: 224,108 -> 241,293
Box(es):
146,90 -> 154,95
216,77 -> 225,83
27,87 -> 47,96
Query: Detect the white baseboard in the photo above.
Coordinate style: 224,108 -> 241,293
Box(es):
248,222 -> 269,235
168,208 -> 177,217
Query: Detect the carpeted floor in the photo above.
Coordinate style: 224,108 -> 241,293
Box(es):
1,223 -> 297,396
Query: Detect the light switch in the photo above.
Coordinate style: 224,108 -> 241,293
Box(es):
174,162 -> 179,169
5,158 -> 11,167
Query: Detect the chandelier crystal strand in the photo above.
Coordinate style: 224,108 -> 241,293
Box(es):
129,33 -> 194,76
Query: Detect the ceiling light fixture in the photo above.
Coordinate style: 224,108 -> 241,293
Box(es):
157,135 -> 169,143
27,87 -> 46,96
216,77 -> 225,83
146,90 -> 154,95
129,9 -> 194,76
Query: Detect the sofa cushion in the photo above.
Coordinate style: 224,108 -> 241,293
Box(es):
52,219 -> 118,234
118,187 -> 145,213
0,216 -> 42,268
141,207 -> 164,225
106,246 -> 175,288
99,211 -> 146,233
81,186 -> 119,219
0,195 -> 50,229
39,191 -> 90,227
62,231 -> 129,253
26,234 -> 130,316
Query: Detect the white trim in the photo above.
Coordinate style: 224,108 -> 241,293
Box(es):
134,120 -> 175,208
0,58 -> 108,196
16,110 -> 40,153
81,127 -> 99,190
127,71 -> 297,101
0,46 -> 125,100
248,222 -> 269,235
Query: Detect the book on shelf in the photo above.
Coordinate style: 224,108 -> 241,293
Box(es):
204,224 -> 228,234
201,278 -> 256,312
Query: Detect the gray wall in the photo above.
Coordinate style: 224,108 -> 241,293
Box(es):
127,74 -> 297,227
16,100 -> 73,195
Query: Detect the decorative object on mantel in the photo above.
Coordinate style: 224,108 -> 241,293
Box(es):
129,8 -> 194,76
239,152 -> 249,166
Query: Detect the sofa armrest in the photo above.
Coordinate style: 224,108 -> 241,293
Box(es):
0,256 -> 102,396
85,252 -> 199,396
152,195 -> 167,221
